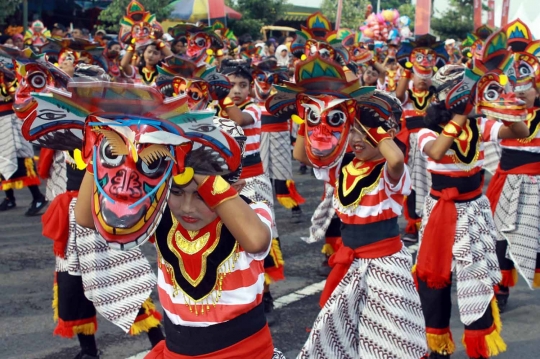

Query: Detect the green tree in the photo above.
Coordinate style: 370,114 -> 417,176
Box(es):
0,0 -> 22,25
321,0 -> 370,29
98,0 -> 173,32
226,0 -> 288,39
431,0 -> 488,40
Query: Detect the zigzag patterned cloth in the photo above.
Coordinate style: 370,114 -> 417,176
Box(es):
419,194 -> 501,325
63,198 -> 157,332
0,113 -> 34,180
260,131 -> 293,181
493,174 -> 540,289
45,151 -> 67,201
298,247 -> 427,359
241,173 -> 278,238
305,182 -> 335,244
408,132 -> 431,217
483,141 -> 502,175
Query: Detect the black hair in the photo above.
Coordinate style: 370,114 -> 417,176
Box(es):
137,41 -> 162,69
107,40 -> 120,50
535,96 -> 540,108
220,59 -> 253,82
238,34 -> 253,46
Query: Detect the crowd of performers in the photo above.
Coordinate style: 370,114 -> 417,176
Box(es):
1,1 -> 540,358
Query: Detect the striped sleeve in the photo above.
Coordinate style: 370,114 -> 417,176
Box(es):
418,128 -> 438,155
246,201 -> 273,260
479,117 -> 503,142
383,163 -> 412,196
243,104 -> 262,124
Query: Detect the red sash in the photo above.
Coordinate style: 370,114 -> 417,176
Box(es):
42,191 -> 79,257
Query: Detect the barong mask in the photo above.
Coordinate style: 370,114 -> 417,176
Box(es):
119,0 -> 156,48
397,34 -> 448,79
356,90 -> 402,132
461,25 -> 494,62
433,31 -> 527,121
266,54 -> 374,168
342,33 -> 373,66
156,55 -> 231,109
504,19 -> 540,92
0,46 -> 71,120
252,57 -> 288,101
291,12 -> 350,66
41,38 -> 107,70
172,24 -> 224,65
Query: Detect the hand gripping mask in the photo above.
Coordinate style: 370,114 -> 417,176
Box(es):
172,24 -> 224,65
504,19 -> 540,92
397,34 -> 448,79
436,30 -> 527,121
266,54 -> 374,169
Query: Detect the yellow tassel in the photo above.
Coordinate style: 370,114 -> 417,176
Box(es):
73,149 -> 87,170
484,329 -> 507,356
264,273 -> 272,285
52,282 -> 59,322
270,238 -> 284,266
24,158 -> 37,178
291,114 -> 304,125
533,272 -> 540,288
491,297 -> 502,333
72,322 -> 97,335
321,243 -> 335,256
129,315 -> 161,335
411,264 -> 417,274
2,180 -> 26,190
426,332 -> 455,354
276,196 -> 298,209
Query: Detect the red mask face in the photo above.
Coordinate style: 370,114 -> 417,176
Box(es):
410,48 -> 436,79
305,40 -> 335,61
297,94 -> 355,168
172,77 -> 209,110
84,115 -> 184,249
131,22 -> 153,48
510,53 -> 540,92
253,70 -> 276,101
187,32 -> 210,63
13,61 -> 55,119
476,73 -> 527,121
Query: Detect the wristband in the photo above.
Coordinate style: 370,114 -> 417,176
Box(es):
362,125 -> 392,147
219,97 -> 235,109
442,120 -> 463,138
197,175 -> 238,209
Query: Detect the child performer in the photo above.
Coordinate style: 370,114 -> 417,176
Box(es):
216,59 -> 285,323
76,119 -> 286,359
297,91 -> 428,359
415,61 -> 529,358
486,19 -> 540,312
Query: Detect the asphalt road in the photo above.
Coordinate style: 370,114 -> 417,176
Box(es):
0,164 -> 539,359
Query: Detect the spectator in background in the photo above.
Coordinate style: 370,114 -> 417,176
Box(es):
171,37 -> 187,55
266,39 -> 277,56
1,35 -> 15,48
94,29 -> 107,46
81,28 -> 90,40
162,33 -> 174,49
51,23 -> 67,39
12,34 -> 24,49
275,44 -> 290,67
71,28 -> 83,38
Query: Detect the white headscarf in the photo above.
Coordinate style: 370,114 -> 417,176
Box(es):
275,44 -> 290,67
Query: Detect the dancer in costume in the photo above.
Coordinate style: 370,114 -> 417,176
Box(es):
415,31 -> 529,358
253,57 -> 305,223
216,58 -> 284,324
395,34 -> 448,242
269,54 -> 427,359
486,19 -> 540,312
170,23 -> 224,67
71,87 -> 285,358
0,52 -> 47,215
119,0 -> 172,84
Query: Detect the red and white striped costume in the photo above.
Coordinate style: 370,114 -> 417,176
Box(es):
300,159 -> 427,359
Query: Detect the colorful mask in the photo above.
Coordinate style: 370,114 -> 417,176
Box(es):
172,24 -> 224,65
461,25 -> 494,62
156,55 -> 231,107
119,0 -> 156,48
0,46 -> 71,121
24,20 -> 50,47
0,64 -> 16,101
266,55 -> 374,168
291,12 -> 349,66
504,19 -> 540,92
41,38 -> 107,70
434,30 -> 527,121
252,57 -> 288,101
342,33 -> 373,66
397,34 -> 448,79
